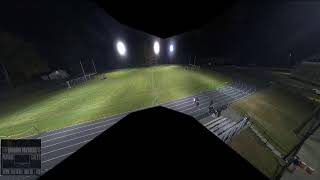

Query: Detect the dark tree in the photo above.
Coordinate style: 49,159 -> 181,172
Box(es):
0,32 -> 48,85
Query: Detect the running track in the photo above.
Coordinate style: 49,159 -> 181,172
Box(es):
0,80 -> 258,180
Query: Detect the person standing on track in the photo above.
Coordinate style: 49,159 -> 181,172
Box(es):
208,100 -> 214,114
209,100 -> 213,108
194,97 -> 200,107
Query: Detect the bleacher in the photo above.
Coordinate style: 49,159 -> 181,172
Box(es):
292,60 -> 320,86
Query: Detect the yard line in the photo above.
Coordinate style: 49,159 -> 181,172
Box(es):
39,82 -> 257,179
38,85 -> 235,141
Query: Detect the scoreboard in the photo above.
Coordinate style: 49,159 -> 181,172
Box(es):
1,139 -> 41,175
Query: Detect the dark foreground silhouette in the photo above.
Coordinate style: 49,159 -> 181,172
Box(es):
40,106 -> 268,179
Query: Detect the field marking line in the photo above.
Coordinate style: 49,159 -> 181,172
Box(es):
26,83 -> 233,140
39,118 -> 119,139
171,97 -> 209,110
42,152 -> 74,163
194,89 -> 256,119
42,140 -> 91,156
42,130 -> 104,149
41,87 -> 249,162
164,85 -> 234,106
41,77 -> 257,170
192,90 -> 256,117
167,86 -> 236,108
41,88 -> 246,168
168,87 -> 237,110
204,116 -> 224,126
206,118 -> 228,129
38,87 -> 225,140
42,122 -> 114,143
182,90 -> 244,114
210,119 -> 230,132
161,85 -> 231,107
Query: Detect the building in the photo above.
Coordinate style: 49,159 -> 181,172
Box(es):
41,70 -> 69,80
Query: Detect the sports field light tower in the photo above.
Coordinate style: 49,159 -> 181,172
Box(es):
169,44 -> 174,53
168,42 -> 175,56
116,40 -> 127,57
153,41 -> 160,55
168,42 -> 175,64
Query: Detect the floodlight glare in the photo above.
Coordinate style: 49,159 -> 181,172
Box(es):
116,41 -> 126,56
154,41 -> 160,55
169,44 -> 174,53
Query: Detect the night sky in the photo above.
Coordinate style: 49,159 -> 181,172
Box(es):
177,1 -> 320,67
1,0 -> 320,75
0,0 -> 158,76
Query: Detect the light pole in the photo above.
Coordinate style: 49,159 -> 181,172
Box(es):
92,59 -> 97,74
80,60 -> 86,81
154,41 -> 160,55
116,40 -> 127,57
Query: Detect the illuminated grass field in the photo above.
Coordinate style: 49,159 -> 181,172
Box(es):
230,85 -> 317,178
0,65 -> 231,137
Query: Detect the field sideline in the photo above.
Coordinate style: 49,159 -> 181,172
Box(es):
230,85 -> 318,178
0,65 -> 231,137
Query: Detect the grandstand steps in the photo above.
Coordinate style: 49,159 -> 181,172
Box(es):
202,115 -> 248,143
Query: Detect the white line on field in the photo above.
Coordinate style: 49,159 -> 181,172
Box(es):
34,84 -> 232,140
41,88 -> 247,156
42,88 -> 249,156
40,84 -> 257,169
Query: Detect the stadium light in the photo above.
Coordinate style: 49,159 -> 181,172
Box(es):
116,41 -> 126,56
169,44 -> 174,52
154,41 -> 160,55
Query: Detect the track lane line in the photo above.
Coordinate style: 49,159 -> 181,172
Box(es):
42,152 -> 74,163
39,117 -> 121,139
42,140 -> 90,156
42,122 -> 115,143
42,130 -> 104,149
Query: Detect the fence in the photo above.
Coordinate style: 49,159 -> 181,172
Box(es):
66,73 -> 97,88
223,116 -> 249,143
249,117 -> 289,156
184,64 -> 200,71
245,117 -> 289,179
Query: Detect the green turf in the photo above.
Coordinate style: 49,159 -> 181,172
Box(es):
0,65 -> 230,137
231,85 -> 317,154
230,129 -> 280,178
